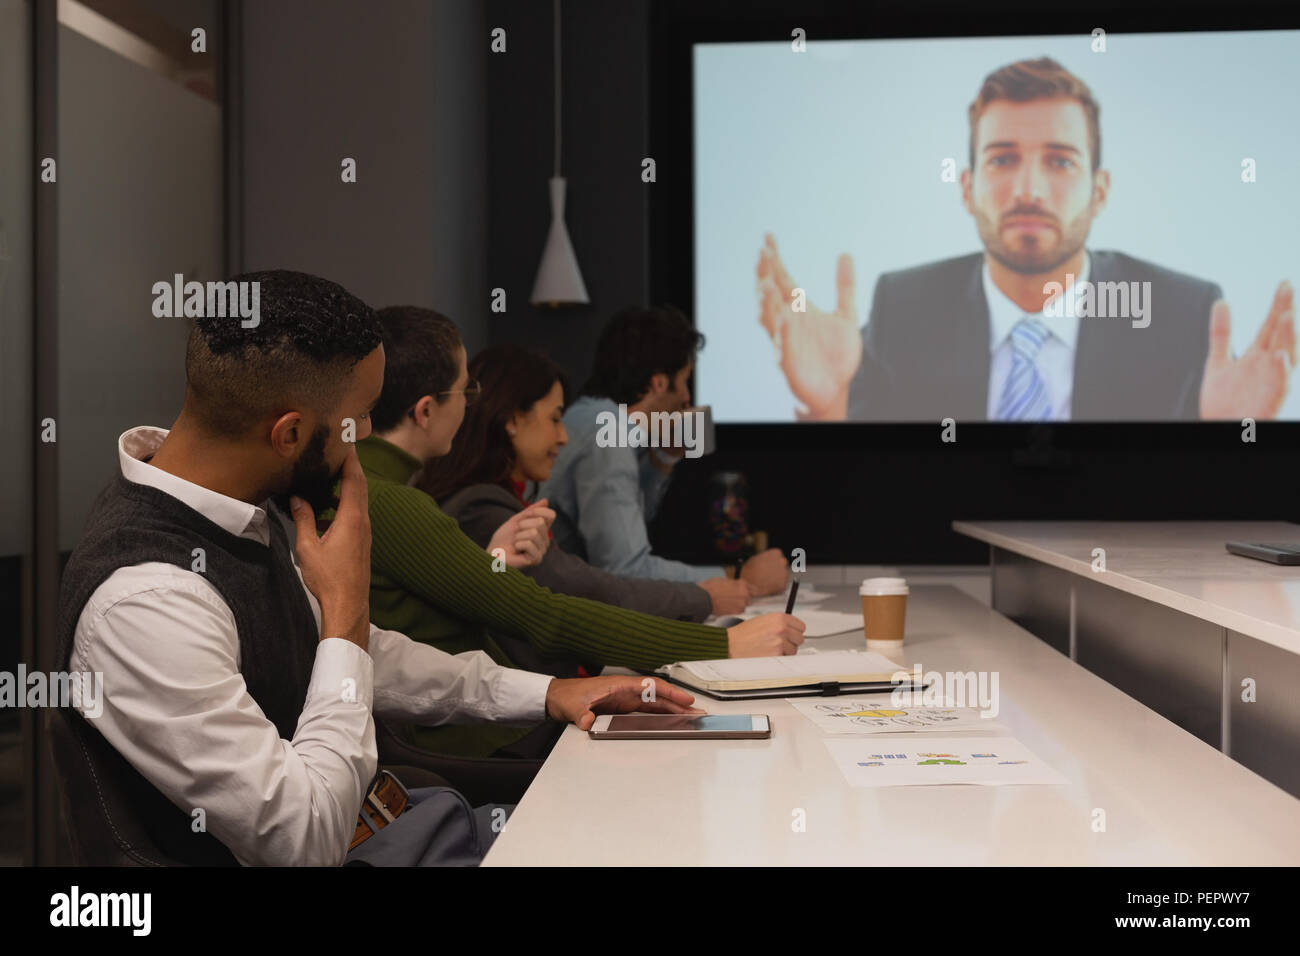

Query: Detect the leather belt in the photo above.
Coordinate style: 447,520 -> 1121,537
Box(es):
349,770 -> 411,852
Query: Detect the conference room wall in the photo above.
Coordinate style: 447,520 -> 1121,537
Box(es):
239,0 -> 490,355
484,0 -> 652,387
0,0 -> 32,566
0,0 -> 30,870
56,26 -> 221,551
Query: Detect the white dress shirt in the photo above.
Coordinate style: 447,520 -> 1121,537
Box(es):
984,252 -> 1090,421
70,426 -> 552,867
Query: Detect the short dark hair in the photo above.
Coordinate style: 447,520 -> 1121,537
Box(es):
581,305 -> 704,405
370,305 -> 463,433
184,270 -> 381,438
968,57 -> 1101,174
418,344 -> 569,501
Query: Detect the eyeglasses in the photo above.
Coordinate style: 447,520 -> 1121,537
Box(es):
409,378 -> 481,419
442,378 -> 482,406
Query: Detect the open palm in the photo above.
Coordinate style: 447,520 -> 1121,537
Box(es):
1199,282 -> 1295,420
757,234 -> 862,418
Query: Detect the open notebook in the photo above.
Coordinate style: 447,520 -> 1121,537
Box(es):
655,650 -> 922,700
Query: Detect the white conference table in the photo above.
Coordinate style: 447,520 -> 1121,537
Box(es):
953,520 -> 1300,798
953,520 -> 1300,655
484,584 -> 1300,866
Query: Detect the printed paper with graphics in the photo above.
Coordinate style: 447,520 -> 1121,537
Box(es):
790,697 -> 1006,735
823,736 -> 1069,788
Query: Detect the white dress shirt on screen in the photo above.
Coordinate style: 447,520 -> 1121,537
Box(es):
984,251 -> 1090,421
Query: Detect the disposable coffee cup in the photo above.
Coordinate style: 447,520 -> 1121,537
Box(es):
860,577 -> 908,655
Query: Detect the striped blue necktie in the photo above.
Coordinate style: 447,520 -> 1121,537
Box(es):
995,318 -> 1053,420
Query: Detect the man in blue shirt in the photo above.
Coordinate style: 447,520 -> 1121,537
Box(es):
541,306 -> 787,615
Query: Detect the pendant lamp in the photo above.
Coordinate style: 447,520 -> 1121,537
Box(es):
529,0 -> 589,307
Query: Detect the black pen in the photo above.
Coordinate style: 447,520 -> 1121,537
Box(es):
784,579 -> 800,615
733,556 -> 745,580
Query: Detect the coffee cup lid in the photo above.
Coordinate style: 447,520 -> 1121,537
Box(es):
860,576 -> 908,595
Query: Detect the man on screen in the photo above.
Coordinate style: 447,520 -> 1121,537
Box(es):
757,57 -> 1295,422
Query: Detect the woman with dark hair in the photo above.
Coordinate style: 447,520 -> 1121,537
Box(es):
360,311 -> 804,760
421,344 -> 721,622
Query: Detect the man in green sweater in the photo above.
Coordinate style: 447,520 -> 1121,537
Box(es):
358,306 -> 805,759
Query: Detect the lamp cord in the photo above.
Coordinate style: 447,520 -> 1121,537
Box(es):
553,0 -> 561,176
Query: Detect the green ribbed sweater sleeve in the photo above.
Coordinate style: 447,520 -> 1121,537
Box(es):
367,480 -> 730,670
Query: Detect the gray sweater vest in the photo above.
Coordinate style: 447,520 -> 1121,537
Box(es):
56,474 -> 319,865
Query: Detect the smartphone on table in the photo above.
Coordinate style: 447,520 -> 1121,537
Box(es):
1225,541 -> 1300,565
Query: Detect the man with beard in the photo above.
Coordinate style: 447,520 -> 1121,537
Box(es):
757,57 -> 1295,422
56,270 -> 699,866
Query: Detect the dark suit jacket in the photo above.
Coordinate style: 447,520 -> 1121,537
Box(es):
845,250 -> 1221,421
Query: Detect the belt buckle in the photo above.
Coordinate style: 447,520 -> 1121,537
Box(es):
366,770 -> 409,823
351,770 -> 411,851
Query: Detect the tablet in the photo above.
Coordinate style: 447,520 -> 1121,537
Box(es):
587,714 -> 770,739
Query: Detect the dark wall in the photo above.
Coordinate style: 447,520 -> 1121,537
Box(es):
242,0 -> 489,355
485,0 -> 650,388
648,423 -> 1300,567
